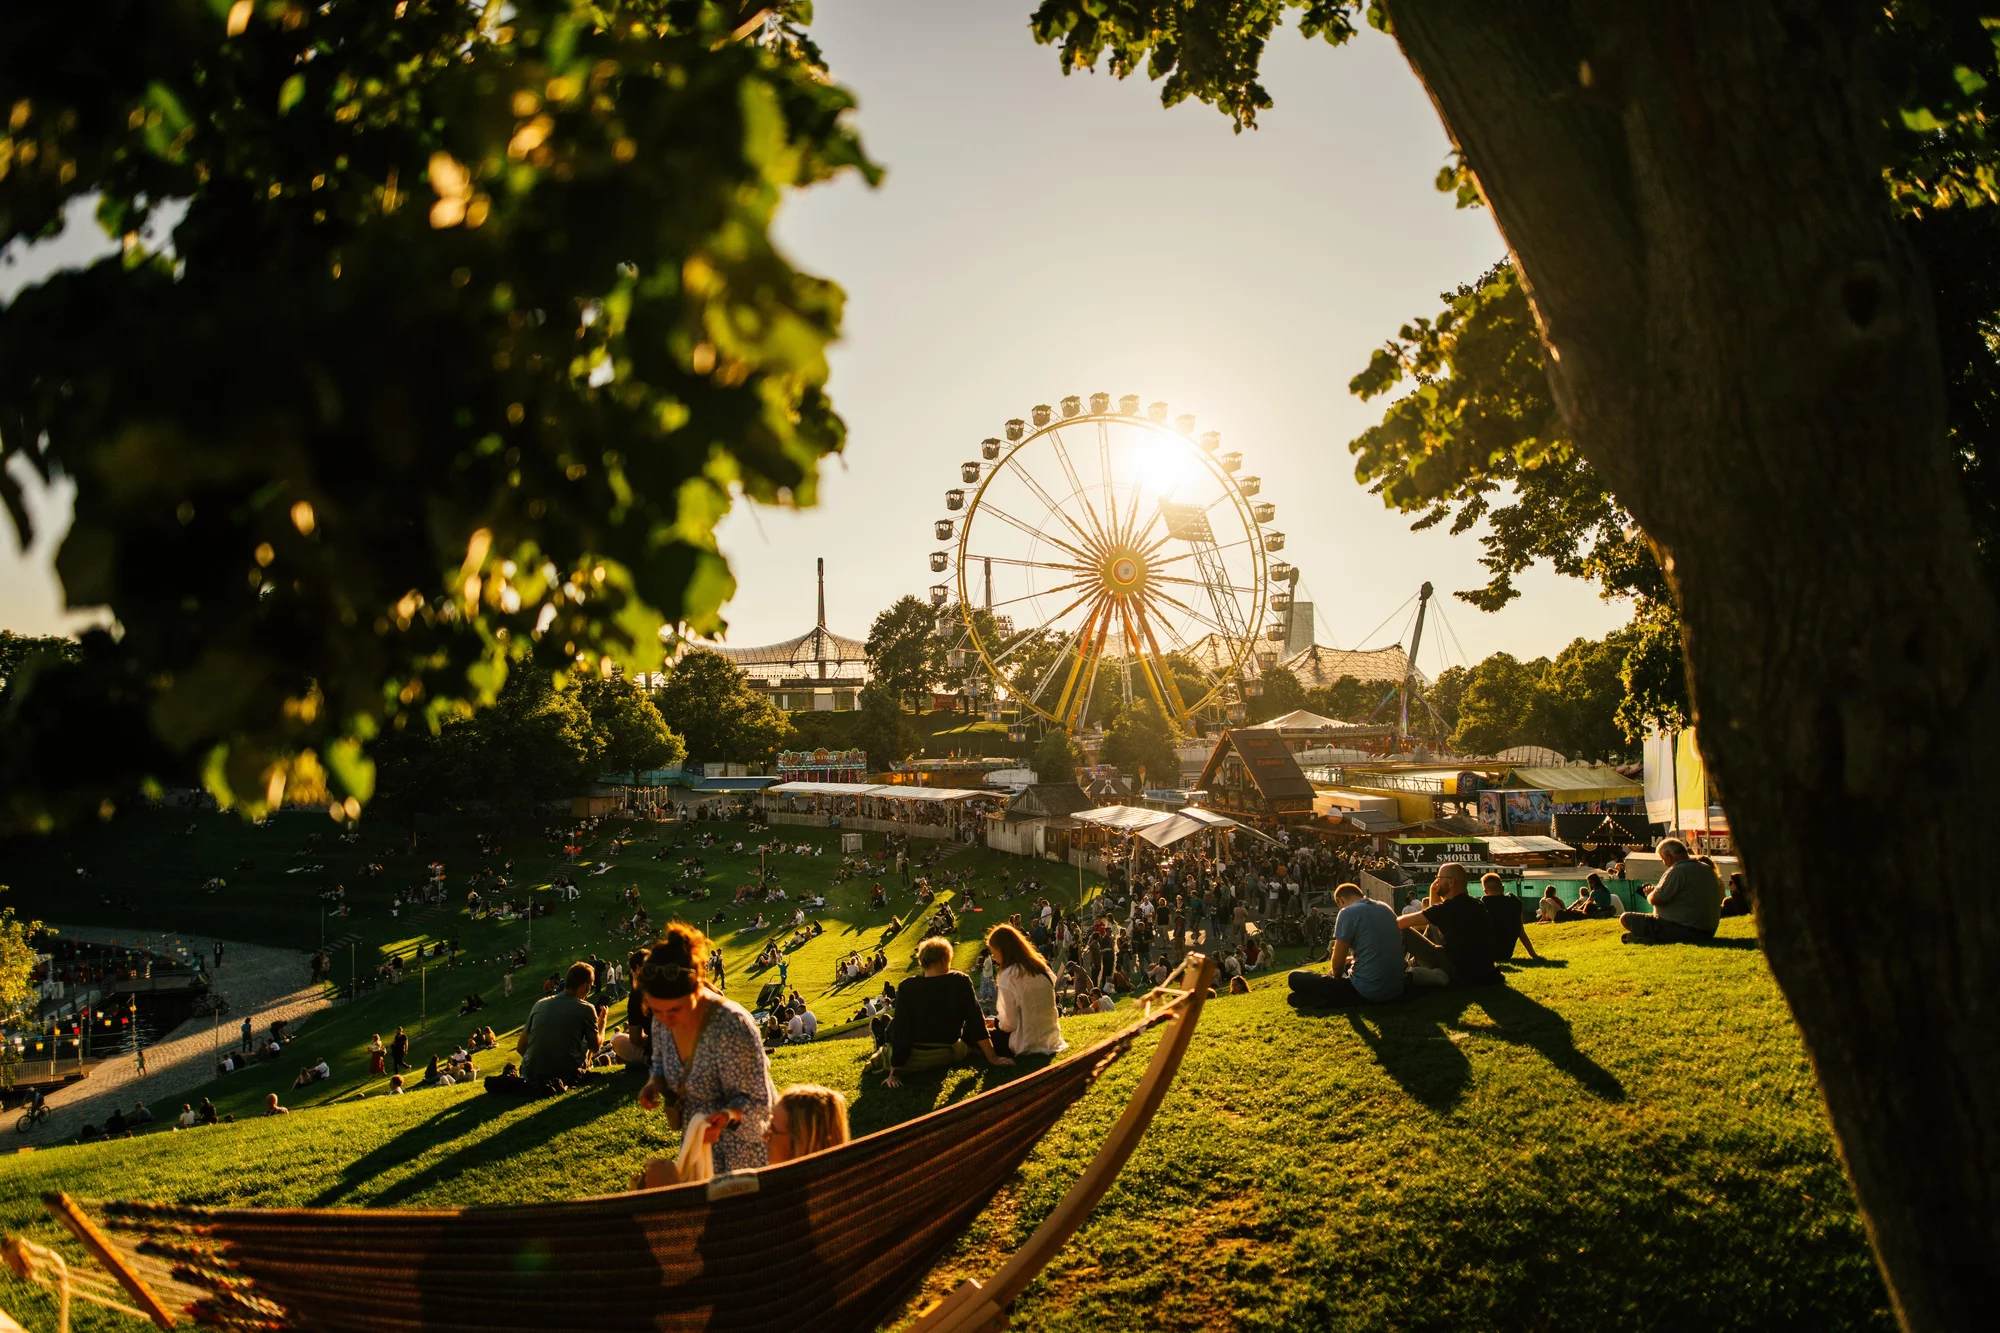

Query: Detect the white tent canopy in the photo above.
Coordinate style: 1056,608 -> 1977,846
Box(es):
1069,804 -> 1281,847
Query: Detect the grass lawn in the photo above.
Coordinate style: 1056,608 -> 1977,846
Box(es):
0,808 -> 1102,1120
0,851 -> 1893,1332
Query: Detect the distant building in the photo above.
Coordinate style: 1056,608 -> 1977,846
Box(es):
1197,728 -> 1316,822
685,559 -> 870,711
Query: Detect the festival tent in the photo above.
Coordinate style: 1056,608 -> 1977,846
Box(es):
1501,765 -> 1643,803
1068,804 -> 1281,848
1245,709 -> 1367,732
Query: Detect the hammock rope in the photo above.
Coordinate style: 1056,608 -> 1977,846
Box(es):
25,955 -> 1216,1333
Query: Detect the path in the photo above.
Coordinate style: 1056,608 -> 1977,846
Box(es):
20,927 -> 333,1143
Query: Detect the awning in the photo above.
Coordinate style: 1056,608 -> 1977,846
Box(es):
1504,765 -> 1643,801
1071,805 -> 1281,847
1485,835 -> 1576,856
766,781 -> 882,795
870,787 -> 992,803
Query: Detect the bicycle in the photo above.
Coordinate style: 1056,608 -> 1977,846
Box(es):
15,1101 -> 48,1134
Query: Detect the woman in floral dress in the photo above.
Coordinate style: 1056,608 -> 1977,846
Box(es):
633,923 -> 775,1187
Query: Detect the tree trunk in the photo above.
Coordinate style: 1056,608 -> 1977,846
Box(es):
1382,2 -> 2000,1326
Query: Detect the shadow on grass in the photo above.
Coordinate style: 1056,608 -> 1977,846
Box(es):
1326,985 -> 1626,1113
844,1053 -> 1054,1138
309,1076 -> 634,1206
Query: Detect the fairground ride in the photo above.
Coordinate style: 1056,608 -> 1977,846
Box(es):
928,393 -> 1278,736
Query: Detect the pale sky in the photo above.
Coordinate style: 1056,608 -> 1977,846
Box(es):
0,4 -> 1628,678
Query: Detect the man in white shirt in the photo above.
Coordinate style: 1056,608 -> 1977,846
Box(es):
800,1008 -> 818,1039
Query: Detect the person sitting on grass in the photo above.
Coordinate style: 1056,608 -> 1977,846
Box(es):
1289,883 -> 1406,1008
873,937 -> 1016,1088
1576,872 -> 1617,919
1397,863 -> 1499,988
517,962 -> 605,1089
987,923 -> 1065,1059
264,1092 -> 289,1116
421,1054 -> 454,1087
198,1097 -> 219,1125
763,1084 -> 850,1166
1479,874 -> 1543,962
178,1103 -> 196,1128
388,1075 -> 405,1094
1721,872 -> 1754,918
1623,839 -> 1724,945
1537,884 -> 1567,923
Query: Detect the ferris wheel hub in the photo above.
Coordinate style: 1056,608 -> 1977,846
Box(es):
1104,549 -> 1147,594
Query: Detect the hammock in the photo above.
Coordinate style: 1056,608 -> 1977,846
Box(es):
30,955 -> 1217,1333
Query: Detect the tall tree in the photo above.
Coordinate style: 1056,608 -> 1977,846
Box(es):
864,595 -> 939,710
851,683 -> 913,772
0,0 -> 872,827
1447,651 -> 1541,756
573,674 -> 683,777
1031,728 -> 1082,785
652,649 -> 791,766
1244,665 -> 1307,723
1027,3 -> 2000,1321
1100,703 -> 1184,790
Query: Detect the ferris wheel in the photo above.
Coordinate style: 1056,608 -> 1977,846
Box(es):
928,393 -> 1282,736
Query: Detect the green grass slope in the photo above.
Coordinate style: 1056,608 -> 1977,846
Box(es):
0,917 -> 1892,1332
1,809 -> 1101,1120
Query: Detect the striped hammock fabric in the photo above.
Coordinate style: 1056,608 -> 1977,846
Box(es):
74,1000 -> 1183,1333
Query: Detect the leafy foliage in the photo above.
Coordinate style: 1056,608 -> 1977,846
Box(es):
864,594 -> 938,707
1032,727 -> 1082,784
1028,0 -> 1370,130
851,682 -> 913,771
0,0 -> 874,828
1441,636 -> 1636,760
650,647 -> 789,764
0,890 -> 41,1025
1101,702 -> 1184,789
572,673 -> 682,777
1244,664 -> 1307,723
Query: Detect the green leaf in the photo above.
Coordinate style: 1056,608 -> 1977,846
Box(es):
278,73 -> 306,115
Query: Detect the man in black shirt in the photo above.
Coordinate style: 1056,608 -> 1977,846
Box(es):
1478,872 -> 1541,963
1397,863 -> 1499,987
878,937 -> 1015,1087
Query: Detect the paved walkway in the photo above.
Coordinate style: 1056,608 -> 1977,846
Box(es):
20,927 -> 334,1143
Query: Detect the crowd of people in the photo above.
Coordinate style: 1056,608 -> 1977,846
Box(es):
1286,838 -> 1738,1009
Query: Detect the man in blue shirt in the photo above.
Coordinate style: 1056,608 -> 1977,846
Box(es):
1288,884 -> 1406,1007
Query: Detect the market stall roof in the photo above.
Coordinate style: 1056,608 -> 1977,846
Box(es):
767,781 -> 881,795
1244,709 -> 1367,732
875,787 -> 994,803
1484,835 -> 1577,856
1503,765 -> 1643,801
1070,804 -> 1281,846
1005,784 -> 1095,820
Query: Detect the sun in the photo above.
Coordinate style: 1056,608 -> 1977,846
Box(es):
1137,435 -> 1204,497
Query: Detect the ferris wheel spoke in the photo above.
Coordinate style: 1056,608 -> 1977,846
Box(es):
989,585 -> 1101,670
976,501 -> 1095,563
1046,426 -> 1112,549
1128,600 -> 1192,723
1126,501 -> 1165,551
1053,595 -> 1114,723
984,577 -> 1094,613
1142,583 -> 1240,641
1097,419 -> 1118,545
964,551 -> 1091,575
1018,620 -> 1086,706
1149,535 -> 1255,570
1149,605 -> 1234,704
1151,572 -> 1263,596
1004,454 -> 1104,556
